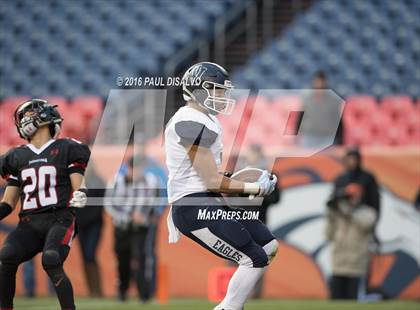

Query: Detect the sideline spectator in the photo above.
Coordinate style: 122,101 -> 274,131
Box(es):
105,154 -> 161,303
297,71 -> 342,147
326,147 -> 380,299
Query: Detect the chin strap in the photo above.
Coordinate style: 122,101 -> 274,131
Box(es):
53,124 -> 61,138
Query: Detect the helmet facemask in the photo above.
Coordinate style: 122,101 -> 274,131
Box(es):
14,100 -> 62,140
15,101 -> 42,139
190,80 -> 236,115
182,62 -> 236,115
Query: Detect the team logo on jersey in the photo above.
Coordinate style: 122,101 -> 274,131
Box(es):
190,64 -> 207,79
28,158 -> 47,165
50,148 -> 59,156
183,65 -> 207,86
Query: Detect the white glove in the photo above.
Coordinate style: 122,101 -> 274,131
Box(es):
69,190 -> 87,208
257,171 -> 277,197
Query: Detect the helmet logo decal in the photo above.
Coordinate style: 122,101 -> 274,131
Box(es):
185,65 -> 207,86
190,65 -> 207,79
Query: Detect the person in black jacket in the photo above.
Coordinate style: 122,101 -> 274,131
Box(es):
331,147 -> 380,217
327,147 -> 380,300
105,154 -> 161,303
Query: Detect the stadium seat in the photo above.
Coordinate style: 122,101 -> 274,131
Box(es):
60,110 -> 88,142
43,96 -> 70,119
344,122 -> 374,146
219,96 -> 252,149
72,96 -> 103,119
1,96 -> 30,117
383,124 -> 412,146
0,114 -> 17,146
0,97 -> 28,145
271,95 -> 302,135
0,97 -> 30,145
0,0 -> 248,98
380,95 -> 414,123
343,95 -> 378,125
406,100 -> 420,144
233,0 -> 419,98
368,111 -> 394,145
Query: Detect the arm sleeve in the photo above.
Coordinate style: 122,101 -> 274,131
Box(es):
263,183 -> 280,205
0,151 -> 20,187
332,177 -> 342,195
67,139 -> 91,175
175,121 -> 218,148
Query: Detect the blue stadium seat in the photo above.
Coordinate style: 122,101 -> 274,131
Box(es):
0,0 -> 247,98
233,0 -> 419,98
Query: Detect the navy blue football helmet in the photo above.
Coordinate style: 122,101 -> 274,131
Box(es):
181,62 -> 235,115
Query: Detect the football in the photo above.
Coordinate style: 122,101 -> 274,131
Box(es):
230,167 -> 267,182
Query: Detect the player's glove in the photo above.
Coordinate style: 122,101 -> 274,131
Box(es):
257,171 -> 277,197
69,189 -> 87,208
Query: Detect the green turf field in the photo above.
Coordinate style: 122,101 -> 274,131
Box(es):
13,298 -> 420,310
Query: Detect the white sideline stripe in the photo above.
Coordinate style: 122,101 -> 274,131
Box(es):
191,227 -> 252,266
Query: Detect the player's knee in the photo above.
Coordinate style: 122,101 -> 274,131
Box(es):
42,250 -> 62,270
0,244 -> 20,265
238,245 -> 268,268
253,251 -> 269,268
263,239 -> 279,265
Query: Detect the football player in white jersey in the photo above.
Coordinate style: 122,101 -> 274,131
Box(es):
165,62 -> 278,310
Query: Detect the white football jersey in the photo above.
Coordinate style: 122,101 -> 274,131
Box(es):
165,105 -> 223,203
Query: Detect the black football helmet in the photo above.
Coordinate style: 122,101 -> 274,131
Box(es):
14,99 -> 63,140
182,62 -> 235,115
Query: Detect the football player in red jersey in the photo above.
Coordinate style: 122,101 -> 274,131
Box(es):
0,99 -> 90,310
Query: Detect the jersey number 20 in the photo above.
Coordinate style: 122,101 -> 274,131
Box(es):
21,166 -> 58,210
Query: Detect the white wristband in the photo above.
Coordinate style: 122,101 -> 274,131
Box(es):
244,182 -> 260,195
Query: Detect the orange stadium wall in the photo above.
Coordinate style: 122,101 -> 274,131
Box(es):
0,146 -> 419,300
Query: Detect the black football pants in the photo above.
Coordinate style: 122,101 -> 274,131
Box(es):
0,208 -> 77,310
